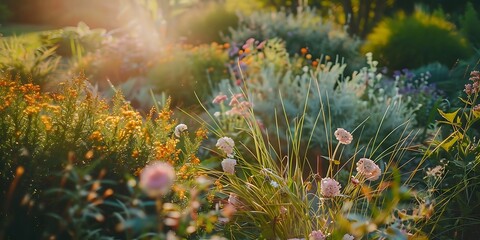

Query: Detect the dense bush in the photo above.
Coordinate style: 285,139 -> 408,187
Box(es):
0,36 -> 60,86
0,75 -> 218,238
460,2 -> 480,49
174,3 -> 238,44
0,2 -> 12,23
363,10 -> 471,70
225,8 -> 363,73
147,43 -> 230,107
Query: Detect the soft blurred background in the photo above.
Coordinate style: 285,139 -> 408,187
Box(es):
1,0 -> 479,109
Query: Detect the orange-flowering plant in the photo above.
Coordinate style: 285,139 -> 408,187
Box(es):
0,74 -> 217,238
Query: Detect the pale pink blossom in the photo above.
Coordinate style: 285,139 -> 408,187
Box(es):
174,123 -> 187,137
225,101 -> 251,117
257,40 -> 266,49
212,94 -> 228,104
474,104 -> 480,112
216,137 -> 235,157
426,165 -> 444,179
139,162 -> 175,197
342,234 -> 354,240
356,158 -> 382,181
334,128 -> 353,145
229,93 -> 245,106
221,158 -> 237,174
320,177 -> 341,198
465,84 -> 473,95
242,38 -> 255,49
309,230 -> 326,240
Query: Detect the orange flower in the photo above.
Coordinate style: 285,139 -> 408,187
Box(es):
300,47 -> 308,55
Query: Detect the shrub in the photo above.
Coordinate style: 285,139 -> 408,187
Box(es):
0,75 -> 216,238
147,43 -> 230,107
174,3 -> 238,44
363,10 -> 471,70
0,36 -> 60,86
209,41 -> 419,160
460,2 -> 480,49
41,22 -> 109,57
421,71 -> 480,239
225,8 -> 363,73
0,2 -> 12,23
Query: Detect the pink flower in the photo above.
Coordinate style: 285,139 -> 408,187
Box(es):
465,84 -> 473,95
139,162 -> 175,197
426,165 -> 444,179
470,70 -> 480,82
320,177 -> 341,198
242,38 -> 255,50
334,128 -> 353,145
216,137 -> 235,157
221,158 -> 237,174
229,93 -> 244,106
309,230 -> 326,240
473,104 -> 480,112
212,94 -> 228,104
257,40 -> 266,49
356,158 -> 381,181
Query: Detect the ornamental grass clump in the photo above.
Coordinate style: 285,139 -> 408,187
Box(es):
196,94 -> 430,239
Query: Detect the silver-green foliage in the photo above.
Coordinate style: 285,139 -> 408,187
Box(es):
225,8 -> 363,71
211,53 -> 418,157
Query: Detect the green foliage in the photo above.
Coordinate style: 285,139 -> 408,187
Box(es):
0,75 -> 213,238
460,2 -> 480,49
363,10 -> 471,70
0,2 -> 12,23
147,43 -> 230,107
0,36 -> 60,85
210,43 -> 419,159
421,71 -> 480,239
38,164 -> 219,239
41,22 -> 109,57
174,3 -> 238,44
226,8 -> 363,73
198,96 -> 425,239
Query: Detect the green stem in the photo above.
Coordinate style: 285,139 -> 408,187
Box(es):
328,142 -> 340,178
